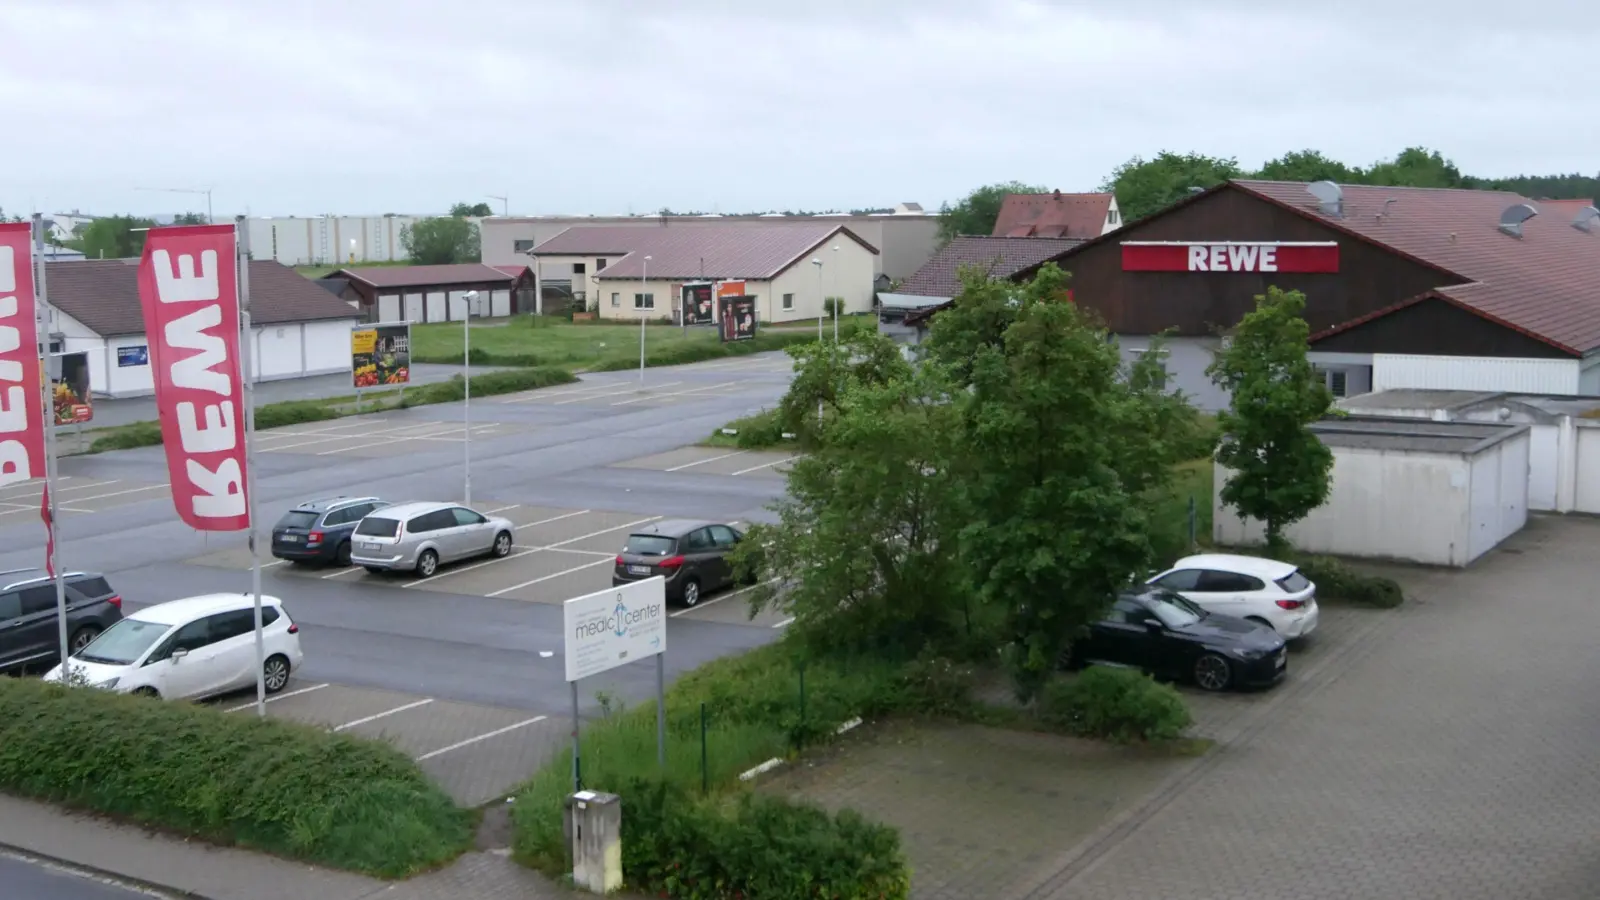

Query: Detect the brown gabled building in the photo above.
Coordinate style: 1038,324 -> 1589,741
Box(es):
878,235 -> 1082,342
991,191 -> 1122,239
321,263 -> 537,324
908,181 -> 1600,409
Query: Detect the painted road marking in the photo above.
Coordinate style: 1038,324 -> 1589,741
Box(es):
415,716 -> 548,761
665,449 -> 746,471
554,382 -> 683,405
731,456 -> 798,476
610,381 -> 739,406
485,557 -> 616,598
669,577 -> 778,618
225,682 -> 328,712
332,698 -> 435,732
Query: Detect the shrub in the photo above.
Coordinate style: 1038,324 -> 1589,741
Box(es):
1038,666 -> 1192,743
705,409 -> 788,449
619,777 -> 909,900
0,678 -> 472,877
88,420 -> 162,452
1292,554 -> 1404,608
895,654 -> 978,717
393,367 -> 577,405
254,399 -> 341,430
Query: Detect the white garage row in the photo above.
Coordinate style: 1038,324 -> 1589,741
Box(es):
376,289 -> 510,324
1213,417 -> 1531,567
325,264 -> 530,324
45,259 -> 362,398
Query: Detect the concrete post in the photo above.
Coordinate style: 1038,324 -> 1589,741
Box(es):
568,790 -> 622,894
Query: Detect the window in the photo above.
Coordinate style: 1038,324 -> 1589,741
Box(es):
1194,571 -> 1266,593
164,618 -> 215,655
611,292 -> 620,307
277,510 -> 319,529
572,263 -> 586,274
18,585 -> 57,615
1330,370 -> 1348,397
1104,599 -> 1145,624
782,293 -> 794,310
0,592 -> 19,622
1276,571 -> 1311,593
1154,569 -> 1203,591
634,293 -> 655,310
513,239 -> 535,253
625,534 -> 676,556
709,525 -> 739,548
451,507 -> 487,526
682,529 -> 713,551
1108,208 -> 1121,226
1144,590 -> 1205,628
85,618 -> 168,665
69,577 -> 114,602
210,610 -> 258,642
321,507 -> 352,527
355,517 -> 401,538
412,510 -> 456,532
596,258 -> 608,271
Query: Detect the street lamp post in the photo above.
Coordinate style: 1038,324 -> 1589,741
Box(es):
811,257 -> 823,341
639,256 -> 652,383
831,244 -> 840,343
462,290 -> 478,506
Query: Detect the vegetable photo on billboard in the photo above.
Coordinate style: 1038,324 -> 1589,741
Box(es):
352,323 -> 411,388
50,352 -> 92,425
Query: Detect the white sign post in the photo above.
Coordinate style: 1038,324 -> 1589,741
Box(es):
563,577 -> 668,792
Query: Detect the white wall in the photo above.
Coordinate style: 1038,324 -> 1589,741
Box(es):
768,239 -> 878,324
595,278 -> 710,321
1374,354 -> 1581,395
1116,335 -> 1230,412
1581,356 -> 1600,394
1573,422 -> 1600,514
303,321 -> 355,374
248,216 -> 426,266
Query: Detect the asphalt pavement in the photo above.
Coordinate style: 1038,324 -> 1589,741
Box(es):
1,852 -> 167,900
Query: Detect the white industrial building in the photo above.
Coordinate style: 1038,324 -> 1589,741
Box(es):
1213,417 -> 1531,567
245,215 -> 489,266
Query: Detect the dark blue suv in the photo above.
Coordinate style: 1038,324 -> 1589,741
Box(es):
271,496 -> 389,567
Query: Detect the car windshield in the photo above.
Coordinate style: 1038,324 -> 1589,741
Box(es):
276,511 -> 319,529
76,617 -> 170,665
1145,589 -> 1206,629
1276,571 -> 1311,593
624,535 -> 676,556
355,516 -> 401,538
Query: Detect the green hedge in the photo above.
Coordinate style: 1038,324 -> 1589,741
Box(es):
1292,554 -> 1405,608
584,328 -> 832,373
1039,666 -> 1193,743
0,678 -> 473,877
703,409 -> 789,450
400,366 -> 576,404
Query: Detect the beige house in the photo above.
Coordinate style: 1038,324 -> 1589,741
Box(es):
528,223 -> 879,324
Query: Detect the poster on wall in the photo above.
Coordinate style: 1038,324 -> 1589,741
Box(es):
681,283 -> 715,325
719,296 -> 756,342
351,323 -> 411,388
117,345 -> 149,367
50,352 -> 92,425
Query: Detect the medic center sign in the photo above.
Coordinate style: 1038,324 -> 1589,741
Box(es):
1121,241 -> 1340,274
562,577 -> 667,682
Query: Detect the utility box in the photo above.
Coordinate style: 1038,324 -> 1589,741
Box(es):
567,790 -> 622,894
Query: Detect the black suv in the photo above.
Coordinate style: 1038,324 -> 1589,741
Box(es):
271,496 -> 389,566
0,569 -> 124,673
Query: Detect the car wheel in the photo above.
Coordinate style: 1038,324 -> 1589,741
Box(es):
1193,653 -> 1233,692
336,541 -> 353,567
132,686 -> 160,699
263,654 -> 291,694
363,566 -> 385,575
680,578 -> 701,608
69,626 -> 99,655
416,550 -> 439,578
492,531 -> 513,558
1245,616 -> 1275,631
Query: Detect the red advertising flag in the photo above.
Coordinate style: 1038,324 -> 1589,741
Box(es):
135,225 -> 250,532
0,222 -> 47,494
1121,242 -> 1340,274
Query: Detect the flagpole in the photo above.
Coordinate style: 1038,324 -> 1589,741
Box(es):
236,217 -> 266,717
33,215 -> 68,675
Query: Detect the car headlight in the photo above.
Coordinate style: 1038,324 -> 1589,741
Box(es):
96,678 -> 120,690
1230,646 -> 1267,661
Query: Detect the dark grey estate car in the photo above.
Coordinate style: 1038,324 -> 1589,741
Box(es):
0,568 -> 124,672
271,496 -> 389,566
613,520 -> 746,607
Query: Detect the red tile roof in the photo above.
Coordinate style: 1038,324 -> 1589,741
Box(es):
898,236 -> 1083,299
991,192 -> 1114,239
492,264 -> 530,278
333,263 -> 514,289
530,223 -> 878,281
1235,180 -> 1600,354
46,259 -> 359,337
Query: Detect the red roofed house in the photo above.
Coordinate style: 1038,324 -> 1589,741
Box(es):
527,223 -> 879,324
908,181 -> 1600,411
991,191 -> 1122,239
321,263 -> 537,324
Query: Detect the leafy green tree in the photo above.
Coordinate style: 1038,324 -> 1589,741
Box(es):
936,181 -> 1048,243
776,329 -> 913,445
450,202 -> 495,217
1255,150 -> 1364,184
69,215 -> 158,259
1206,286 -> 1334,554
958,264 -> 1169,700
1364,147 -> 1463,189
1100,152 -> 1242,222
401,216 -> 481,264
920,263 -> 1069,386
172,212 -> 209,225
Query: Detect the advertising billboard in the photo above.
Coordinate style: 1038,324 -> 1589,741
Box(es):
681,282 -> 715,325
352,323 -> 411,388
562,577 -> 666,682
719,296 -> 757,342
50,352 -> 92,425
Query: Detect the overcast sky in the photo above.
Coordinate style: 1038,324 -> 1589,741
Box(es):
3,0 -> 1596,218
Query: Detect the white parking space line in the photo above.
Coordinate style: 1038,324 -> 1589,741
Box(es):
0,477 -> 119,500
224,682 -> 328,712
731,456 -> 799,476
772,617 -> 794,629
60,483 -> 170,504
320,566 -> 365,579
315,424 -> 502,456
483,504 -> 520,514
415,716 -> 548,761
670,577 -> 778,618
513,509 -> 592,531
610,381 -> 739,406
544,547 -> 614,558
486,557 -> 615,597
258,421 -> 422,452
332,698 -> 434,732
262,559 -> 288,569
543,516 -> 661,550
665,450 -> 746,471
497,381 -> 624,404
554,382 -> 683,405
402,547 -> 543,587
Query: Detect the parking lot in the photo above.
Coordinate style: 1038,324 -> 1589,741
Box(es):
612,445 -> 800,477
254,417 -> 533,457
494,377 -> 751,408
208,679 -> 565,805
186,502 -> 792,628
0,476 -> 172,521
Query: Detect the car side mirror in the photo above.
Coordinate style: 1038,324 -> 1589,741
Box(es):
170,648 -> 188,662
1141,618 -> 1163,631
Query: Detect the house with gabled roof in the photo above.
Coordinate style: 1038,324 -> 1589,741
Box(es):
877,235 -> 1082,344
991,191 -> 1122,238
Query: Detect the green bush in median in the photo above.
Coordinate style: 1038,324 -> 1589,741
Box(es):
0,678 -> 473,877
1038,666 -> 1193,743
1292,554 -> 1404,608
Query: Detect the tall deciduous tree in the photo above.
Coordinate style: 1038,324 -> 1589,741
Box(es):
1100,152 -> 1242,222
936,181 -> 1048,243
777,329 -> 913,445
1206,286 -> 1334,554
919,263 -> 1064,386
401,216 -> 481,264
172,212 -> 209,225
1363,147 -> 1464,189
1256,150 -> 1364,184
450,202 -> 495,217
69,215 -> 158,259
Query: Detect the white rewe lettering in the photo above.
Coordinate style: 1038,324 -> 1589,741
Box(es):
1225,245 -> 1259,271
1208,246 -> 1228,271
1259,246 -> 1278,271
186,457 -> 245,518
1187,245 -> 1208,271
153,250 -> 220,305
164,305 -> 232,397
0,247 -> 13,293
176,400 -> 237,454
0,438 -> 29,483
0,294 -> 20,384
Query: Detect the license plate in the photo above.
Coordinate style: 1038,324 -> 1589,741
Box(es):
281,535 -> 301,543
628,565 -> 651,575
361,542 -> 380,550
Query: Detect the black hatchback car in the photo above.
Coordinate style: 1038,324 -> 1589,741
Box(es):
271,496 -> 389,566
613,520 -> 746,607
1067,587 -> 1287,692
0,568 -> 124,673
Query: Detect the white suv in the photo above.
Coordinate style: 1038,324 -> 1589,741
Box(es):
1146,553 -> 1319,639
45,593 -> 304,700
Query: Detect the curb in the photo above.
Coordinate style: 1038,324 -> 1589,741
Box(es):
0,842 -> 213,900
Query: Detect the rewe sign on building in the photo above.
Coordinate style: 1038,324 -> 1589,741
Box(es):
0,223 -> 45,491
136,225 -> 250,532
1121,241 -> 1341,273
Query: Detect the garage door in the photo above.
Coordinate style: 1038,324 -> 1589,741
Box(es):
425,292 -> 445,323
491,289 -> 510,317
404,294 -> 424,323
448,292 -> 469,321
379,295 -> 402,322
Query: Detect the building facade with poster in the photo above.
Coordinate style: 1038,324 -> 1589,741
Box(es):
906,180 -> 1600,410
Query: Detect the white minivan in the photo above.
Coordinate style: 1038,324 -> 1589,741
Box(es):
44,594 -> 304,701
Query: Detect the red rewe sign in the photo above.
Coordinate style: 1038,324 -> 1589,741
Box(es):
0,223 -> 45,492
136,225 -> 250,531
1121,242 -> 1340,274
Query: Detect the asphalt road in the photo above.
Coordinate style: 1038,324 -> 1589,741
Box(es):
0,352 -> 797,715
1,853 -> 165,900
